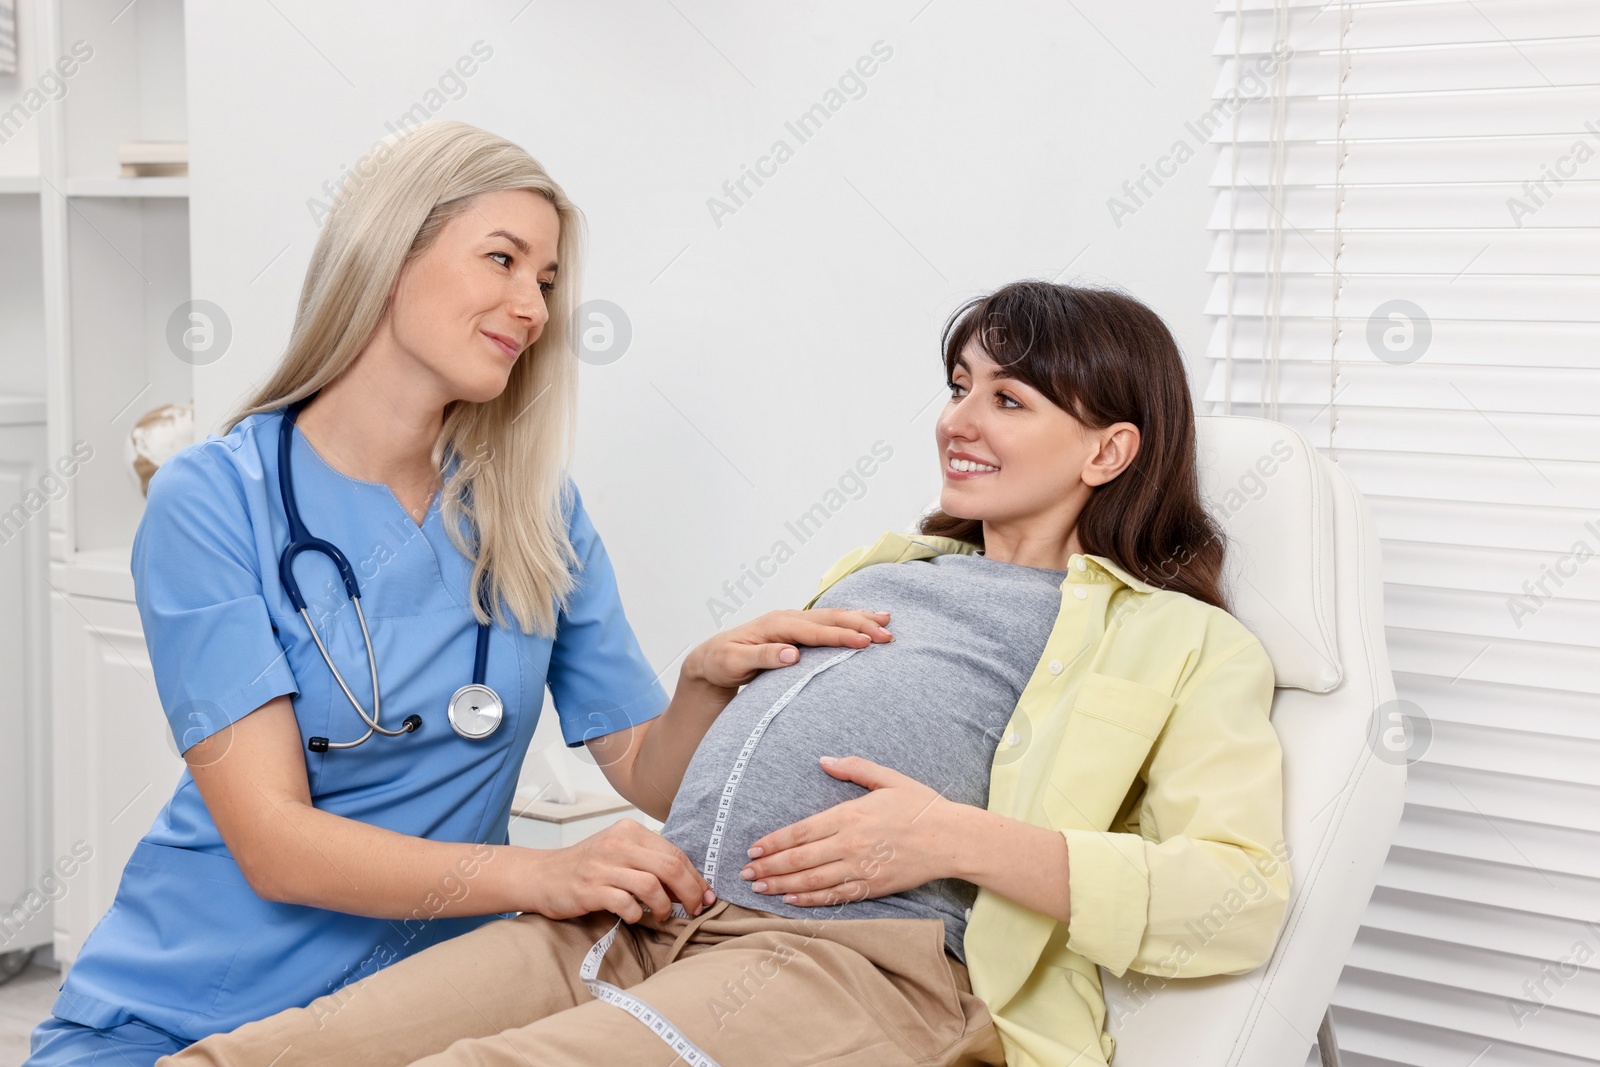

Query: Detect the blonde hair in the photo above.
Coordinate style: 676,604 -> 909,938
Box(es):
228,120 -> 584,636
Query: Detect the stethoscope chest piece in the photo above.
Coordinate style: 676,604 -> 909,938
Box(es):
448,683 -> 504,740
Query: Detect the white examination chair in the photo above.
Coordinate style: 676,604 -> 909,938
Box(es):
1107,416 -> 1404,1066
917,416 -> 1404,1066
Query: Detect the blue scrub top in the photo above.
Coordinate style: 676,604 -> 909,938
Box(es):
51,409 -> 669,1042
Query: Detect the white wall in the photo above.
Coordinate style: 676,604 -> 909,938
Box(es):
185,0 -> 1220,787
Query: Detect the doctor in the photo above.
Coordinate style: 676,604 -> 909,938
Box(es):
26,120 -> 892,1066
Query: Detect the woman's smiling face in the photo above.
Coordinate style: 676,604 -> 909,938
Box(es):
385,188 -> 561,404
936,339 -> 1134,530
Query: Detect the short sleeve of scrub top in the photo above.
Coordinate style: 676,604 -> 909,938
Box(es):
133,445 -> 300,752
547,479 -> 672,748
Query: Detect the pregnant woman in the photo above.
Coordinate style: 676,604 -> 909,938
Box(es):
163,281 -> 1290,1067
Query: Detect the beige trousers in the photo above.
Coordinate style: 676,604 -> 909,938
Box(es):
159,897 -> 1008,1066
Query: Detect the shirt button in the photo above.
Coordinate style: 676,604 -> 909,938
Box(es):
1048,659 -> 1063,675
1073,587 -> 1089,600
964,906 -> 973,922
1074,557 -> 1087,572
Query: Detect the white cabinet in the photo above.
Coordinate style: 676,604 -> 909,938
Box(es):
0,401 -> 51,957
46,576 -> 181,962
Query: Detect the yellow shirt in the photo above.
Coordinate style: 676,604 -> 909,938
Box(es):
804,531 -> 1290,1067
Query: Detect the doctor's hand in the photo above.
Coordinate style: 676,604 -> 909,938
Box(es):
529,818 -> 714,923
738,756 -> 964,907
686,609 -> 893,692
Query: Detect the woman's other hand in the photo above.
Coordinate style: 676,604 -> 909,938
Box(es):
686,609 -> 893,692
528,818 -> 715,923
737,756 -> 962,907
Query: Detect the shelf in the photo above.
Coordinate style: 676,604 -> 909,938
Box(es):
41,0 -> 193,557
50,546 -> 135,602
0,176 -> 41,194
65,194 -> 191,555
512,788 -> 635,825
0,394 -> 47,426
65,176 -> 189,199
507,789 -> 654,849
58,0 -> 187,188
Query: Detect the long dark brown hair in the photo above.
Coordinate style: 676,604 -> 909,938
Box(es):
920,280 -> 1229,611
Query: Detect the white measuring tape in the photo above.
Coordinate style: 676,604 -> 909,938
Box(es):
700,646 -> 863,888
579,916 -> 722,1067
578,645 -> 865,1064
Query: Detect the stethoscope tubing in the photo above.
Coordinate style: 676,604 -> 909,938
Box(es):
278,395 -> 495,750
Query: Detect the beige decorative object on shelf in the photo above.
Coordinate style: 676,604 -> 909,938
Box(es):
118,140 -> 189,178
124,402 -> 195,496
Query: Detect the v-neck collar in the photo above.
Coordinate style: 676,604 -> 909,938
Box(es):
290,420 -> 442,530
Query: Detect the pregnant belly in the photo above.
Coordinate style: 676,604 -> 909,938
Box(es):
660,645 -> 867,880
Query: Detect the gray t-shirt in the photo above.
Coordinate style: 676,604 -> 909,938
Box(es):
660,550 -> 1066,962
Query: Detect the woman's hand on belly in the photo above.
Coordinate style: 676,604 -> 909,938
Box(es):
736,755 -> 964,907
742,755 -> 1076,924
615,609 -> 895,821
687,608 -> 894,692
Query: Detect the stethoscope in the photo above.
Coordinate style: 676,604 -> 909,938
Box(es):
277,396 -> 504,752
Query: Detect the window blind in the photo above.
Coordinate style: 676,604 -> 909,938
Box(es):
1208,2 -> 1600,1063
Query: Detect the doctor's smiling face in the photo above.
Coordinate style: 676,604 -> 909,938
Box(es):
379,187 -> 561,405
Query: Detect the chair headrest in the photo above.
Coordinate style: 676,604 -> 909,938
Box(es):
1195,416 -> 1343,692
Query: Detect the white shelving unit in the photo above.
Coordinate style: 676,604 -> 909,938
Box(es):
0,0 -> 191,966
